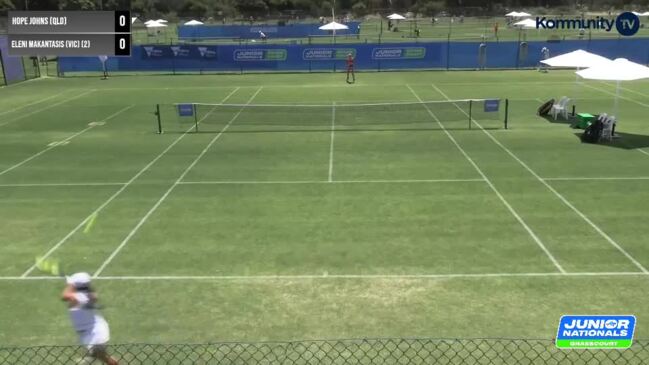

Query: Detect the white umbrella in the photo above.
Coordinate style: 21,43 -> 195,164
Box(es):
184,20 -> 204,26
387,13 -> 406,20
146,21 -> 168,28
131,17 -> 138,24
505,11 -> 520,17
577,58 -> 649,115
642,11 -> 649,16
319,21 -> 349,30
156,19 -> 169,23
541,50 -> 610,68
513,18 -> 537,29
144,20 -> 157,25
517,12 -> 532,17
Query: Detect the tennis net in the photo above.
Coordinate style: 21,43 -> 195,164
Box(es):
154,99 -> 508,134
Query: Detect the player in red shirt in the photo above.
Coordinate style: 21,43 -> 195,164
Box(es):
346,53 -> 355,84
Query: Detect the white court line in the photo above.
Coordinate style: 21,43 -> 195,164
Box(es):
544,177 -> 649,181
0,182 -> 127,187
0,271 -> 646,281
328,102 -> 336,182
433,83 -> 649,274
179,179 -> 485,185
408,85 -> 565,274
0,105 -> 134,177
581,82 -> 649,108
21,88 -> 241,278
0,89 -> 72,117
93,87 -> 263,278
0,89 -> 96,127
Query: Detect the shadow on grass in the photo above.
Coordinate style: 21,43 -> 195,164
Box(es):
573,131 -> 649,150
540,114 -> 575,126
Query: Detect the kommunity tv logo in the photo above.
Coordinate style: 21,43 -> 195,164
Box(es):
535,12 -> 641,36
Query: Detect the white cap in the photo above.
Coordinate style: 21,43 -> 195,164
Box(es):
67,272 -> 92,288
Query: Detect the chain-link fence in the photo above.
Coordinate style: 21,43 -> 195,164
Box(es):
1,338 -> 648,365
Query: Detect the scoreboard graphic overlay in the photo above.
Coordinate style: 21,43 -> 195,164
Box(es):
8,11 -> 131,56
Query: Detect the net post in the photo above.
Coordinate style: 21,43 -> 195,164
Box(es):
468,100 -> 472,130
193,104 -> 198,132
155,104 -> 162,134
504,99 -> 509,129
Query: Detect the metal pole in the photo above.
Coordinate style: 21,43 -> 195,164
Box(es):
156,104 -> 162,134
468,100 -> 472,130
0,49 -> 7,86
504,99 -> 509,129
193,103 -> 199,132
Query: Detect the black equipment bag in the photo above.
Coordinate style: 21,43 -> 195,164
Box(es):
581,119 -> 604,143
538,99 -> 554,116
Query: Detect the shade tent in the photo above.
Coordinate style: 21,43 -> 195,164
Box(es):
506,11 -> 532,18
541,50 -> 611,68
144,20 -> 157,25
642,12 -> 649,16
513,18 -> 537,29
156,19 -> 168,23
184,20 -> 204,25
319,21 -> 349,30
387,13 -> 406,20
577,58 -> 649,115
146,21 -> 168,28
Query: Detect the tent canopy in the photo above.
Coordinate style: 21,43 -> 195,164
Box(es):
513,18 -> 537,29
184,19 -> 204,25
156,19 -> 168,23
131,17 -> 138,24
387,13 -> 406,20
146,21 -> 168,28
319,21 -> 349,30
506,11 -> 531,17
541,50 -> 611,68
577,58 -> 649,81
144,20 -> 156,25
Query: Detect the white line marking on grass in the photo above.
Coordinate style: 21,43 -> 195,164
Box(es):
179,178 -> 486,185
0,90 -> 72,117
602,82 -> 649,99
0,182 -> 127,187
432,83 -> 649,274
22,88 -> 241,278
328,102 -> 336,182
581,83 -> 649,109
0,89 -> 96,128
544,176 -> 649,181
409,85 -> 566,274
0,271 -> 646,281
93,87 -> 262,278
0,105 -> 134,177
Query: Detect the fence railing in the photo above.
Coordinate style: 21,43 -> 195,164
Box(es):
1,338 -> 649,364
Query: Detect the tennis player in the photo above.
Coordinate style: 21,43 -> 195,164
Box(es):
62,273 -> 119,365
346,53 -> 355,84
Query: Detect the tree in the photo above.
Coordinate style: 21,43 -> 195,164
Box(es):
352,1 -> 367,16
235,0 -> 269,16
0,0 -> 15,12
58,0 -> 96,10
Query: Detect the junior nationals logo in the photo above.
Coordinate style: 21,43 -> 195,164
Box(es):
556,315 -> 636,349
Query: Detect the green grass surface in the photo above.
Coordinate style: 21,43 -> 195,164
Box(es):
1,70 -> 649,347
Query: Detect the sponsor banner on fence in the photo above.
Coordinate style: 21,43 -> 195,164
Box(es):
556,315 -> 636,349
302,48 -> 356,61
234,49 -> 287,61
372,47 -> 426,60
141,45 -> 217,59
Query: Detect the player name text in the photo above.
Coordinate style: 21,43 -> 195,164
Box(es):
11,40 -> 91,48
11,17 -> 68,26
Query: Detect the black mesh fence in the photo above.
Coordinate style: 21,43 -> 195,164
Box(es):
1,339 -> 648,365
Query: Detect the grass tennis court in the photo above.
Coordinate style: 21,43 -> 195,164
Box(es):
1,70 -> 649,346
